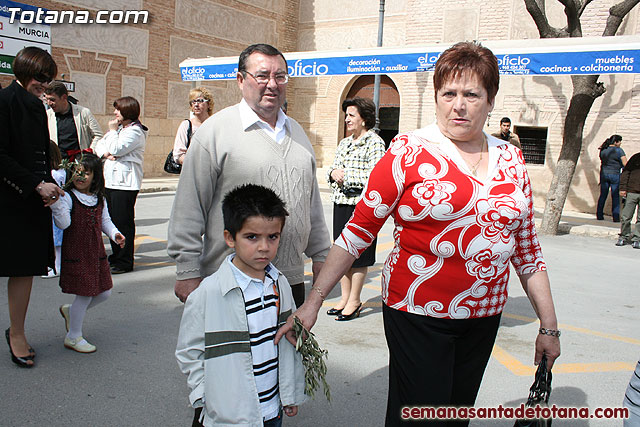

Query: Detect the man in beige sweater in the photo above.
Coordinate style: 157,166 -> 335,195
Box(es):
168,44 -> 330,306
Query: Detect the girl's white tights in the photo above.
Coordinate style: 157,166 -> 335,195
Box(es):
67,289 -> 111,339
54,246 -> 62,273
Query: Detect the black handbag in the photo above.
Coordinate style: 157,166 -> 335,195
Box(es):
514,355 -> 553,427
164,119 -> 192,174
342,186 -> 363,197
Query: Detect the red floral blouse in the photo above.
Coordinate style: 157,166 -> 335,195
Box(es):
335,124 -> 546,319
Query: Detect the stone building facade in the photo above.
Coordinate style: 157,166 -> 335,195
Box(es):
2,0 -> 638,214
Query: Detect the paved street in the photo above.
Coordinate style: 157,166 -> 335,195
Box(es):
1,189 -> 638,426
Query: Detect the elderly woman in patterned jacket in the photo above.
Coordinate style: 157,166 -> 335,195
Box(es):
278,41 -> 560,426
326,97 -> 385,321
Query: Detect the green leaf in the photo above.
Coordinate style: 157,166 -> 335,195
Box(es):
292,316 -> 330,402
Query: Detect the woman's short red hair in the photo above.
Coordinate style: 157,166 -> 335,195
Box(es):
433,41 -> 499,102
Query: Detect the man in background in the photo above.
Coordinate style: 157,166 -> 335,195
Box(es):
492,116 -> 521,149
45,82 -> 103,158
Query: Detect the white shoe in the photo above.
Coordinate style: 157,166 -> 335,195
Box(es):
59,304 -> 71,332
41,268 -> 59,279
64,336 -> 96,353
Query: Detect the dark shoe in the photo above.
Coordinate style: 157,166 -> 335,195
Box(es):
110,266 -> 132,274
336,303 -> 362,321
613,218 -> 620,223
5,328 -> 34,368
616,237 -> 628,246
633,241 -> 640,249
326,307 -> 343,316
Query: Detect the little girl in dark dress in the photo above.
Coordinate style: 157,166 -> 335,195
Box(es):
50,153 -> 125,353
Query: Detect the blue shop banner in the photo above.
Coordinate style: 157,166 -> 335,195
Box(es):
180,38 -> 640,81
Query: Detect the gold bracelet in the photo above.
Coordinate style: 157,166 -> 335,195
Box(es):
311,286 -> 325,301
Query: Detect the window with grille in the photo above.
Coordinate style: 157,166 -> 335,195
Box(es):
515,126 -> 547,165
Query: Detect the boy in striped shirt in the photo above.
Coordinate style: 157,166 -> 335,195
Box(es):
176,184 -> 306,427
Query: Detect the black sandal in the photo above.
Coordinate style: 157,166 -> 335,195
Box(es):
5,328 -> 35,368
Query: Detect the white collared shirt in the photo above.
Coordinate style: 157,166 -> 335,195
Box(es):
238,98 -> 289,144
226,255 -> 280,421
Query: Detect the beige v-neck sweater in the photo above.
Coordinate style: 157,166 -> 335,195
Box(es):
168,104 -> 330,285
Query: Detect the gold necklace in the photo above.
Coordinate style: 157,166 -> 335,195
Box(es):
467,135 -> 486,177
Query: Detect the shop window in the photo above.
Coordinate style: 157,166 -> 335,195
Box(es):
515,126 -> 547,165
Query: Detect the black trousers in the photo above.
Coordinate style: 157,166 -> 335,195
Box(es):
105,188 -> 138,270
290,282 -> 305,309
333,203 -> 377,268
383,304 -> 501,426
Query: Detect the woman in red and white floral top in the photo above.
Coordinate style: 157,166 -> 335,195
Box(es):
278,41 -> 560,425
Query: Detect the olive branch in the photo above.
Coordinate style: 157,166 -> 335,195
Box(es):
58,157 -> 86,190
293,316 -> 330,401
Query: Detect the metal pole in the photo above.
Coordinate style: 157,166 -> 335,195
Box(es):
372,0 -> 385,132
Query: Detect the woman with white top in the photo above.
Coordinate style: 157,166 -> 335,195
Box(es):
94,96 -> 147,274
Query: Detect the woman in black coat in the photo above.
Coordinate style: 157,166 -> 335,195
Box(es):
0,47 -> 63,368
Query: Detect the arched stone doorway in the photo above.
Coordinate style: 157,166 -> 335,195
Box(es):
344,75 -> 400,148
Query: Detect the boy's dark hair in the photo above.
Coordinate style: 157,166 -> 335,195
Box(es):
500,117 -> 511,125
222,184 -> 288,237
67,153 -> 105,199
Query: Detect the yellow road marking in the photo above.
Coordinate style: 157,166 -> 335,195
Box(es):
501,313 -> 640,346
133,234 -> 637,375
376,241 -> 395,252
135,261 -> 174,267
551,362 -> 636,374
492,345 -> 636,376
133,235 -> 165,254
492,345 -> 535,376
316,301 -> 638,375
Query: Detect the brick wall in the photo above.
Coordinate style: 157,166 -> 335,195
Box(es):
1,0 -> 296,178
2,0 -> 638,214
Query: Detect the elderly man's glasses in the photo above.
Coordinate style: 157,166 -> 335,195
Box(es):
189,98 -> 208,106
244,71 -> 289,85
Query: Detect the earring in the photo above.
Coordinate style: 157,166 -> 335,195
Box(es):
486,112 -> 491,128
